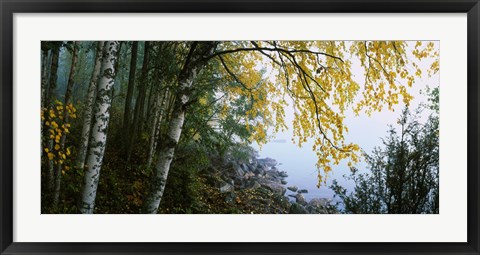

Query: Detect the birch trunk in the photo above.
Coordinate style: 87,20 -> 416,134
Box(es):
144,42 -> 217,213
46,44 -> 60,193
146,86 -> 167,168
76,41 -> 104,169
80,41 -> 120,214
53,41 -> 79,209
45,44 -> 60,107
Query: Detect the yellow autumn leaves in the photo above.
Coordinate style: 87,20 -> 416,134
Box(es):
213,41 -> 438,187
42,100 -> 77,175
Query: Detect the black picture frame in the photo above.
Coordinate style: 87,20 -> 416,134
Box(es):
1,0 -> 479,254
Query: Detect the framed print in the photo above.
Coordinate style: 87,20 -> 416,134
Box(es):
1,0 -> 479,254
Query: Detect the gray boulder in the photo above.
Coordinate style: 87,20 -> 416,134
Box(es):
287,186 -> 298,192
309,198 -> 331,207
240,163 -> 248,172
289,203 -> 308,214
250,181 -> 261,190
253,165 -> 266,175
306,205 -> 328,214
232,162 -> 245,176
219,183 -> 234,193
244,172 -> 255,179
245,179 -> 261,190
264,170 -> 279,179
298,189 -> 308,194
295,193 -> 307,205
258,157 -> 277,168
259,180 -> 286,195
306,198 -> 334,214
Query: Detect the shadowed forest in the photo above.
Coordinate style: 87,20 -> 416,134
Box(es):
41,41 -> 439,214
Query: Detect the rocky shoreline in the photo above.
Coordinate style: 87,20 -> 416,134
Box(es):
207,150 -> 337,214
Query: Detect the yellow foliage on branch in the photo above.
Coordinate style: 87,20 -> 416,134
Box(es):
42,100 -> 77,175
212,41 -> 438,186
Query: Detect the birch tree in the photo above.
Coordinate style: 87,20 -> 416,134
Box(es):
52,41 -> 80,208
144,41 -> 217,213
79,41 -> 120,214
45,43 -> 61,193
76,41 -> 104,169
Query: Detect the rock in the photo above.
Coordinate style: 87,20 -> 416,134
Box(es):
244,172 -> 255,179
287,186 -> 298,192
254,165 -> 266,175
298,189 -> 308,194
259,180 -> 286,195
306,198 -> 335,214
306,205 -> 328,214
257,157 -> 277,168
245,179 -> 261,189
295,193 -> 307,205
250,181 -> 261,190
232,162 -> 245,176
278,171 -> 288,178
289,203 -> 308,214
240,163 -> 248,172
264,170 -> 279,179
280,180 -> 288,185
220,183 -> 234,193
309,198 -> 331,207
249,160 -> 258,170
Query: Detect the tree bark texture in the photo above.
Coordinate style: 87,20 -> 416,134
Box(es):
76,41 -> 105,169
144,42 -> 217,213
80,41 -> 120,214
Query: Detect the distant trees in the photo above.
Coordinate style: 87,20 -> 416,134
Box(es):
331,88 -> 439,214
41,41 -> 79,211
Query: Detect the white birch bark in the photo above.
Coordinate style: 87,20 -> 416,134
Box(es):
144,42 -> 217,213
76,41 -> 104,169
80,41 -> 119,214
